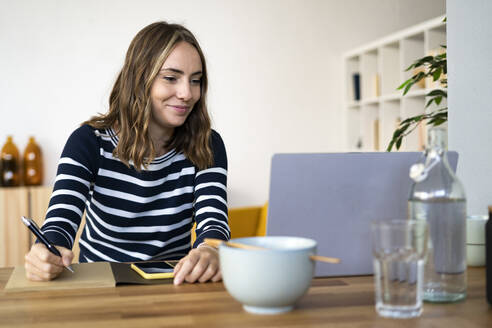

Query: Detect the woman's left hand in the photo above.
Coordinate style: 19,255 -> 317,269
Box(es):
173,245 -> 221,285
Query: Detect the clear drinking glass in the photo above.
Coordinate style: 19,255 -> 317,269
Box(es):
371,219 -> 429,319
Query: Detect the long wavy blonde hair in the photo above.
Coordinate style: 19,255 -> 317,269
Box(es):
85,22 -> 213,170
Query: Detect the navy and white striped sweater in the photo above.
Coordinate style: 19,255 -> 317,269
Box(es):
41,124 -> 229,262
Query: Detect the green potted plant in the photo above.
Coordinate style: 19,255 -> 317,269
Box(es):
387,26 -> 447,151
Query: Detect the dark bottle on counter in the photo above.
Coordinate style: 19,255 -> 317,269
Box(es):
0,136 -> 20,187
23,136 -> 43,186
487,206 -> 492,304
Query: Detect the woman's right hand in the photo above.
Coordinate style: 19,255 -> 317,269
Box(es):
24,243 -> 74,281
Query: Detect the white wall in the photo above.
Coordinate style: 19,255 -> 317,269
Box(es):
0,0 -> 445,207
447,0 -> 492,215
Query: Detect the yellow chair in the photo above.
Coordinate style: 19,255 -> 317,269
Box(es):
191,202 -> 268,243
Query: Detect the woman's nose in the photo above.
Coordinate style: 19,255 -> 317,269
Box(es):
176,81 -> 192,101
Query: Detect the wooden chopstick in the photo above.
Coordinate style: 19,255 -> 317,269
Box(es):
205,238 -> 265,250
204,238 -> 340,264
309,255 -> 341,264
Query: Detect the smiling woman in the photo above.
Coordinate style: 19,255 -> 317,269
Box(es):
23,22 -> 230,286
149,41 -> 203,153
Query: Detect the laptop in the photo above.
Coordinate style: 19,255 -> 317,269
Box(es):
266,152 -> 458,277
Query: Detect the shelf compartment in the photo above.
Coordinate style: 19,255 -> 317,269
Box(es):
379,42 -> 400,96
400,33 -> 425,88
345,56 -> 361,102
346,107 -> 362,151
426,23 -> 446,53
401,96 -> 426,151
360,104 -> 379,151
360,50 -> 378,100
380,100 -> 401,151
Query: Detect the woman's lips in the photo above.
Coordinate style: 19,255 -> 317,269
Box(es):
168,105 -> 189,114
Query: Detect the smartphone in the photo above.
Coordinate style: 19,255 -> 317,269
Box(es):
130,260 -> 178,280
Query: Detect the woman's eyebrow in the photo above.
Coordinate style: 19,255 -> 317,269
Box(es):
160,68 -> 202,76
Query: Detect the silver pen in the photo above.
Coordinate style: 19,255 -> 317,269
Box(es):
21,216 -> 74,273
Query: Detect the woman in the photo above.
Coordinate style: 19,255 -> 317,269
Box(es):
24,22 -> 229,285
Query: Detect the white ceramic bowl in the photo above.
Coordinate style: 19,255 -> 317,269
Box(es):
219,236 -> 317,314
466,215 -> 488,266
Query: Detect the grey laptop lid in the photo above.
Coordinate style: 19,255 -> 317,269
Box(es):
266,152 -> 458,277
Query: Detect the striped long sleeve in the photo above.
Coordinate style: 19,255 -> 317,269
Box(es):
193,131 -> 229,247
41,125 -> 229,262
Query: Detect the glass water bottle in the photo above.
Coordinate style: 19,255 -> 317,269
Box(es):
408,127 -> 467,302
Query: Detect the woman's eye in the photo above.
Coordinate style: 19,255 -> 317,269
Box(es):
164,76 -> 177,82
191,78 -> 202,85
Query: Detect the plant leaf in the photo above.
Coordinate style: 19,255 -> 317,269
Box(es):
396,137 -> 402,150
403,82 -> 413,95
426,89 -> 447,97
406,56 -> 434,71
400,116 -> 419,125
433,67 -> 442,81
412,71 -> 426,83
429,117 -> 446,126
397,78 -> 412,90
386,140 -> 395,152
392,126 -> 404,139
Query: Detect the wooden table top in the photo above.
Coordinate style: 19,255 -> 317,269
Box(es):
0,267 -> 490,327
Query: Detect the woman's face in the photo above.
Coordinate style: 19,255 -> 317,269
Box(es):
149,41 -> 202,137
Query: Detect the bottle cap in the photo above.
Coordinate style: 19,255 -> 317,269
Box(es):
409,163 -> 426,182
409,155 -> 442,183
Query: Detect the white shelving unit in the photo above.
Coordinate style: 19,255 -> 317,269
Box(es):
344,15 -> 446,151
